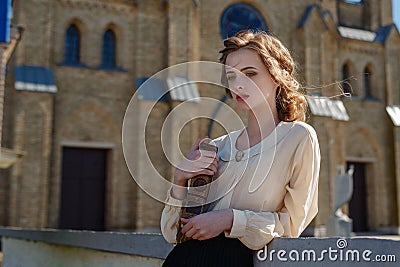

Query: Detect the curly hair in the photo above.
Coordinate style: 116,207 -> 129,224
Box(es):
219,30 -> 307,122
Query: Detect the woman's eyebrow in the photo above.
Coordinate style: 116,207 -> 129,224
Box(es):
226,66 -> 258,74
240,66 -> 257,71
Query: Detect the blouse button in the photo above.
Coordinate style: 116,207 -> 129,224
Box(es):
235,150 -> 244,162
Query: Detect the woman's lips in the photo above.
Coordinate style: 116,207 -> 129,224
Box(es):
236,94 -> 249,102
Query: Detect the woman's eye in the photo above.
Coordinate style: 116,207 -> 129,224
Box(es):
245,72 -> 256,77
226,75 -> 235,81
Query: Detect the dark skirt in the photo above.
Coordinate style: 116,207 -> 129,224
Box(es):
162,233 -> 253,267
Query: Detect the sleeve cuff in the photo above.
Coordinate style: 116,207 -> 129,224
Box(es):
165,187 -> 184,207
225,209 -> 247,238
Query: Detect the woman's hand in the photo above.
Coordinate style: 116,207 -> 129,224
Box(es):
180,209 -> 233,240
171,137 -> 218,199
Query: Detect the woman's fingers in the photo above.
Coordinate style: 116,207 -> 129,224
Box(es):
180,218 -> 192,234
194,160 -> 216,170
190,136 -> 209,151
174,138 -> 218,182
181,218 -> 204,239
204,158 -> 219,174
193,162 -> 218,176
181,164 -> 213,175
191,230 -> 205,240
199,150 -> 216,158
197,153 -> 218,166
188,156 -> 217,173
189,150 -> 216,162
210,158 -> 218,171
184,228 -> 197,238
188,169 -> 215,178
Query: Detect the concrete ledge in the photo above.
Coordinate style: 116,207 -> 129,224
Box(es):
0,227 -> 173,259
0,227 -> 399,266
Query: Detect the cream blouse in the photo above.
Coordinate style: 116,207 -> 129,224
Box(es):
161,121 -> 320,250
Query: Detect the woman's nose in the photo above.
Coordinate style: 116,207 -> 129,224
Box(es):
236,84 -> 244,90
233,82 -> 244,92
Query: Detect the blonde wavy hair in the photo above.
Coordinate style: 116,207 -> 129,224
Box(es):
219,30 -> 307,122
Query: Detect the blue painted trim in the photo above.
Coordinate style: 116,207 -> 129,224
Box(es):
14,65 -> 56,85
135,76 -> 170,103
0,0 -> 12,42
57,61 -> 91,69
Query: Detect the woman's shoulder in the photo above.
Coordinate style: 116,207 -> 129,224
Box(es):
211,129 -> 241,150
211,131 -> 234,146
283,121 -> 318,142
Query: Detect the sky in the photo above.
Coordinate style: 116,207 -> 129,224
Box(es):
394,0 -> 400,29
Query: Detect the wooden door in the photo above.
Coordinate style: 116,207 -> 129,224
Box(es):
347,162 -> 368,232
59,147 -> 107,231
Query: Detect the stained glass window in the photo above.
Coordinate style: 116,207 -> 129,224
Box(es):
220,3 -> 268,38
364,66 -> 372,98
64,25 -> 80,65
101,29 -> 116,68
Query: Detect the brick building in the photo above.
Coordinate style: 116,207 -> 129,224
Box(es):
1,0 -> 400,236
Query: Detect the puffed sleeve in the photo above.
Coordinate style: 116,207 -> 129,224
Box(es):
160,188 -> 183,244
225,129 -> 320,250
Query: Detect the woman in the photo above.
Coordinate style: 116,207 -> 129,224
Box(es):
161,30 -> 320,266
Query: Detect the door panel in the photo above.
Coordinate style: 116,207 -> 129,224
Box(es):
59,147 -> 107,231
347,162 -> 368,232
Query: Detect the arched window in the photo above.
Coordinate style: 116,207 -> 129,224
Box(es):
64,24 -> 80,65
101,29 -> 116,68
220,3 -> 268,39
364,66 -> 372,98
342,63 -> 352,95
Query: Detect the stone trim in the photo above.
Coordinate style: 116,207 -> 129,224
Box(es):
60,141 -> 115,149
345,156 -> 376,163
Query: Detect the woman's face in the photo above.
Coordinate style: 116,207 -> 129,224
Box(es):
225,48 -> 278,112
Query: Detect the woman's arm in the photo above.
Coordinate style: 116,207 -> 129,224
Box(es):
179,209 -> 233,240
225,131 -> 320,250
160,189 -> 184,243
160,137 -> 219,243
179,130 -> 320,249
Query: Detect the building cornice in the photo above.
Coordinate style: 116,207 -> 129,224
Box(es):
58,0 -> 136,13
339,40 -> 382,55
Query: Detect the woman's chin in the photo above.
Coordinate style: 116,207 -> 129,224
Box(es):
234,102 -> 251,110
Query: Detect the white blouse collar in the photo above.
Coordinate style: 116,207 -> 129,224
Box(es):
218,121 -> 294,162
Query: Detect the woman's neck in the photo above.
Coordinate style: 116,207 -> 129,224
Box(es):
248,110 -> 278,138
236,108 -> 280,150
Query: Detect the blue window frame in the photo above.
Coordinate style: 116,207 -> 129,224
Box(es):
364,66 -> 372,98
64,25 -> 80,65
101,29 -> 116,68
220,3 -> 268,39
342,63 -> 352,94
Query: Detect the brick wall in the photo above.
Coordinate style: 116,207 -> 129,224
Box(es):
1,0 -> 399,234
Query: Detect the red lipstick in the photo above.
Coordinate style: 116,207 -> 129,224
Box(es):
235,94 -> 249,102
